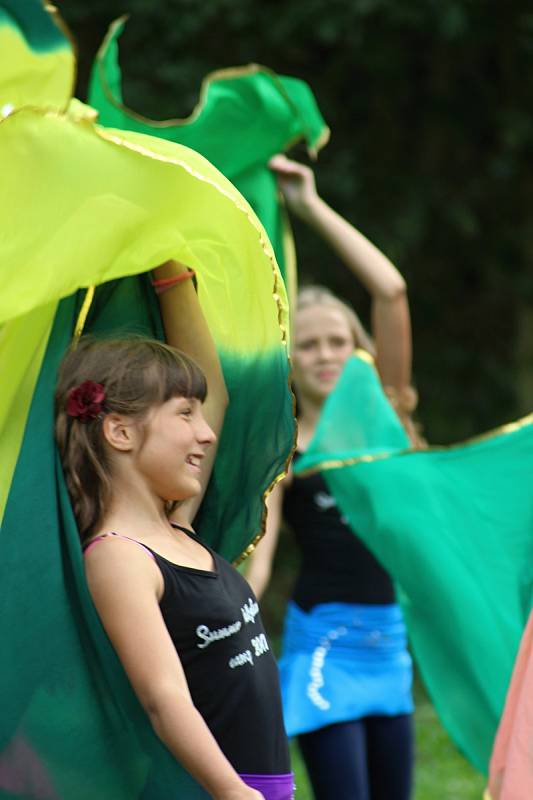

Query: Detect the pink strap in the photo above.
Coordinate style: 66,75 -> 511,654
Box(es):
83,533 -> 155,560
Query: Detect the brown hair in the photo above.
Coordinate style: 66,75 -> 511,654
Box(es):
55,336 -> 207,543
296,285 -> 375,356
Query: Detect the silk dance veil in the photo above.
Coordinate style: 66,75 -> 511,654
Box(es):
295,351 -> 533,774
0,2 -> 297,797
88,16 -> 330,303
486,609 -> 533,799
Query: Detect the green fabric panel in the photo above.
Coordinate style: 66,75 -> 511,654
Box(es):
0,294 -> 208,798
295,354 -> 533,773
195,346 -> 294,560
294,350 -> 410,473
88,17 -> 329,283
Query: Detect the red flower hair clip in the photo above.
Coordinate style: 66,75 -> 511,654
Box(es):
67,381 -> 106,422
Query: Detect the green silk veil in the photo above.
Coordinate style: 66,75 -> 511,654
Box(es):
295,352 -> 533,774
88,16 -> 330,297
0,3 -> 295,797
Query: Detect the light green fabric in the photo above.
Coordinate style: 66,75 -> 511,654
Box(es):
295,353 -> 533,773
0,0 -> 74,112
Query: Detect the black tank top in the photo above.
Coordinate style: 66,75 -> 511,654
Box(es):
148,527 -> 290,775
283,454 -> 395,609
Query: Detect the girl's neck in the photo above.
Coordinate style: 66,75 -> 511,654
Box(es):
98,472 -> 171,540
297,395 -> 324,450
101,505 -> 170,540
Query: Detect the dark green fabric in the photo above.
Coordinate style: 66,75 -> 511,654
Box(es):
0,290 -> 209,798
295,353 -> 533,773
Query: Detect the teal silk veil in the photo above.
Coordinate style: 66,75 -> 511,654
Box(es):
295,352 -> 533,773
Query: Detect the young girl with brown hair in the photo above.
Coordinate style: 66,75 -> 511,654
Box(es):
54,261 -> 293,800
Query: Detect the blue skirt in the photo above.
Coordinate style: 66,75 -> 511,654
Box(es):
279,601 -> 413,737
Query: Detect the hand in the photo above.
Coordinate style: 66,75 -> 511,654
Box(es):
269,153 -> 319,219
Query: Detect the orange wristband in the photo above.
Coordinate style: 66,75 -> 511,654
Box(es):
152,269 -> 195,295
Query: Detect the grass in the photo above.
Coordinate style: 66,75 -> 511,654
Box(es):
411,678 -> 486,800
288,678 -> 486,799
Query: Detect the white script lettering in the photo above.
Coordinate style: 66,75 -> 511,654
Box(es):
241,597 -> 260,625
229,650 -> 253,669
314,491 -> 337,511
196,620 -> 242,649
251,633 -> 269,657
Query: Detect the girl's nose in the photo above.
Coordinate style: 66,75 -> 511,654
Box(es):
197,417 -> 217,446
317,341 -> 333,360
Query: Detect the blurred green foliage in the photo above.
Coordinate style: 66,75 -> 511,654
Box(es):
59,0 -> 533,442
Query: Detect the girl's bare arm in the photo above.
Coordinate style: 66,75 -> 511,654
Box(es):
245,479 -> 286,600
153,260 -> 229,522
270,155 -> 412,392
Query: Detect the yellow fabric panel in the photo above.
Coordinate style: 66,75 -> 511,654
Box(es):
0,25 -> 73,113
0,108 -> 288,351
0,303 -> 56,516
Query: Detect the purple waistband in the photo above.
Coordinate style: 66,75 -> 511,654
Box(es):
239,773 -> 295,800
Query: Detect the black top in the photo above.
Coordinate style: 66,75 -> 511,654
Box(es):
283,454 -> 395,610
150,526 -> 290,775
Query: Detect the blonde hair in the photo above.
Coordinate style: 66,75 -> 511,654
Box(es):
295,286 -> 425,447
296,285 -> 375,356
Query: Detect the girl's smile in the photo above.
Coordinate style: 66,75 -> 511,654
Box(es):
134,396 -> 216,502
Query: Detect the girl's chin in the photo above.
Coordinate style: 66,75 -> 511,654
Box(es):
312,382 -> 335,399
164,481 -> 201,503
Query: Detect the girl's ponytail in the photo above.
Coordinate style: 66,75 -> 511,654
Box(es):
55,406 -> 111,540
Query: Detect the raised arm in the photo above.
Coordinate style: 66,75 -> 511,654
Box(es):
270,155 -> 412,392
153,260 -> 229,522
84,541 -> 261,800
245,478 -> 286,600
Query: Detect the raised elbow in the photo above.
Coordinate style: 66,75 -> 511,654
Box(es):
382,278 -> 407,301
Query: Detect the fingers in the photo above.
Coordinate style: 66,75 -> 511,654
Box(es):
268,153 -> 309,177
268,153 -> 293,172
268,153 -> 318,216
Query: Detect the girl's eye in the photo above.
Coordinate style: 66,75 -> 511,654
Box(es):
296,340 -> 316,351
180,407 -> 192,417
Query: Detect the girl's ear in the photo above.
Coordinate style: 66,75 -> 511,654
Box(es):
102,414 -> 138,452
